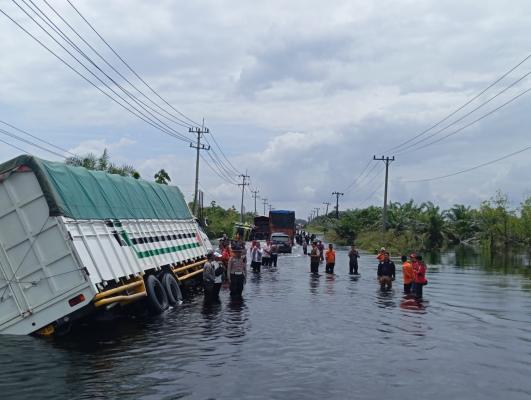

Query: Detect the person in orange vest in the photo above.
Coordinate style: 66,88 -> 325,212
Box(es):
325,243 -> 336,274
414,255 -> 428,299
401,255 -> 414,294
410,253 -> 419,293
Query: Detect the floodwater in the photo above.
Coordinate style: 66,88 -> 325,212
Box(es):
1,247 -> 531,400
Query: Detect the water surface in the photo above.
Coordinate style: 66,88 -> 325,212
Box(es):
1,248 -> 530,399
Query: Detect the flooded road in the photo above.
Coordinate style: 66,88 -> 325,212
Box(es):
1,247 -> 530,400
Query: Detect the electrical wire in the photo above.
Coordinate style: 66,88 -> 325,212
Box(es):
386,52 -> 531,153
404,144 -> 531,182
39,0 -> 194,130
9,0 -> 193,143
343,158 -> 376,193
65,0 -> 200,128
0,128 -> 67,158
0,5 -> 193,144
395,70 -> 531,154
0,119 -> 76,156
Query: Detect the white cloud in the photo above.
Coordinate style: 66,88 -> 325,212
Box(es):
1,0 -> 531,219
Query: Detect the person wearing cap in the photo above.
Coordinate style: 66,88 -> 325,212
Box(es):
325,243 -> 336,274
348,245 -> 360,275
227,247 -> 247,298
309,241 -> 321,275
377,251 -> 395,291
250,240 -> 263,272
401,255 -> 414,294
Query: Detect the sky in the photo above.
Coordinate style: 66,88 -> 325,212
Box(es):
1,0 -> 531,220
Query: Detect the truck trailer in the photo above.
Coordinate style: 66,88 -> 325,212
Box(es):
0,155 -> 212,336
269,210 -> 295,241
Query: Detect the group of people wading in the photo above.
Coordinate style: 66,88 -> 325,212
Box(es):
372,247 -> 428,298
308,241 -> 428,299
204,232 -> 428,302
203,234 -> 280,302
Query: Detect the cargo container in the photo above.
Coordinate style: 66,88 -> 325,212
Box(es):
251,216 -> 270,240
269,210 -> 295,241
0,155 -> 212,336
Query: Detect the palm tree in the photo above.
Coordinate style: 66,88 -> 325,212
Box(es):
154,169 -> 171,185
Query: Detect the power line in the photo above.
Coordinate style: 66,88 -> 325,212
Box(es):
0,119 -> 76,156
0,128 -> 67,158
404,85 -> 531,153
200,154 -> 237,185
343,158 -> 374,193
404,144 -> 531,183
386,52 -> 531,153
38,0 -> 194,130
1,4 -> 193,144
64,0 -> 200,127
10,0 -> 194,142
395,70 -> 531,155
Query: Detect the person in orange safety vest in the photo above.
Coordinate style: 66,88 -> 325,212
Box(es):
325,243 -> 336,274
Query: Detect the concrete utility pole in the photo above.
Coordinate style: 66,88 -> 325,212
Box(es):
262,198 -> 268,216
190,125 -> 210,215
373,155 -> 395,232
269,204 -> 273,212
332,192 -> 344,219
251,190 -> 259,215
238,172 -> 250,223
323,202 -> 330,216
314,207 -> 320,218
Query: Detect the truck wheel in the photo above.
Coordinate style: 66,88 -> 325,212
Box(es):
162,273 -> 182,306
145,275 -> 169,314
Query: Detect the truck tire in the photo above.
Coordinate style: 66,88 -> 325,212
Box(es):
162,273 -> 182,306
145,275 -> 169,314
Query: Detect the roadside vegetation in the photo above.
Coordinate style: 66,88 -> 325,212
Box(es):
307,191 -> 531,255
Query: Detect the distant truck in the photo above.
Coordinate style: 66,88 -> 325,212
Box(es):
0,155 -> 212,336
251,216 -> 270,240
269,210 -> 295,242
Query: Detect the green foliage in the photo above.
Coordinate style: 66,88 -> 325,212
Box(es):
307,192 -> 531,253
66,149 -> 141,179
154,169 -> 171,185
204,201 -> 243,238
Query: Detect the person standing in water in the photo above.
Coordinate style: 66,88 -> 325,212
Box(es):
377,251 -> 395,291
325,243 -> 336,274
309,242 -> 321,275
414,255 -> 428,299
227,248 -> 247,298
271,242 -> 279,268
203,251 -> 217,302
317,241 -> 325,263
262,240 -> 272,267
348,245 -> 360,275
302,240 -> 308,255
401,255 -> 414,294
250,241 -> 263,273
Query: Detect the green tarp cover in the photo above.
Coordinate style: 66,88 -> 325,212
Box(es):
0,155 -> 193,220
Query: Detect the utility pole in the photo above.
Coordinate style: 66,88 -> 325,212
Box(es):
189,124 -> 210,215
373,155 -> 395,232
238,172 -> 250,223
251,190 -> 259,216
262,198 -> 268,216
314,207 -> 320,218
323,202 -> 330,217
269,204 -> 273,212
332,192 -> 344,219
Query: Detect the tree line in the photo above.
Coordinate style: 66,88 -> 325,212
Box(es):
308,191 -> 531,254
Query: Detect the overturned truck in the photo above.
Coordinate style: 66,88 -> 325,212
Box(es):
0,155 -> 212,335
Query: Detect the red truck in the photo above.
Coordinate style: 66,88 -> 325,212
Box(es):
269,210 -> 295,252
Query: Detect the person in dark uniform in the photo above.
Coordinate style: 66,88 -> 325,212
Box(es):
377,251 -> 395,291
309,242 -> 321,275
348,245 -> 360,275
227,248 -> 247,298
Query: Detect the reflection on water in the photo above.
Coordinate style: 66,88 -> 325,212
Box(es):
0,247 -> 530,400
